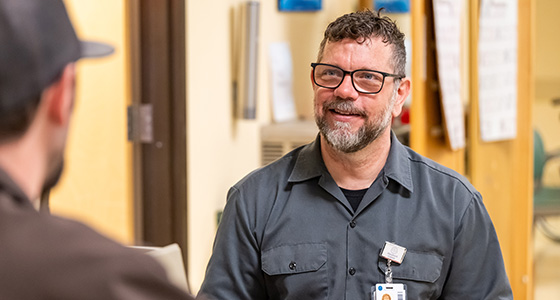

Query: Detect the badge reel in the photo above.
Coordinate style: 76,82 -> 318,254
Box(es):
371,242 -> 407,300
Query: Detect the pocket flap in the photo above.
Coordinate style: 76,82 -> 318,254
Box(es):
262,243 -> 327,275
378,250 -> 443,283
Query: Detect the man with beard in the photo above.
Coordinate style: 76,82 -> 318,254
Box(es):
0,0 -> 193,299
198,10 -> 512,300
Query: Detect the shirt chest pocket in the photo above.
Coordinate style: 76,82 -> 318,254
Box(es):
261,243 -> 328,300
378,250 -> 444,299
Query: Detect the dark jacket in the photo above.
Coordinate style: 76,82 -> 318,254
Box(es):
0,168 -> 193,300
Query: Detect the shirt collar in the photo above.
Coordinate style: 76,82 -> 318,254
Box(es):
288,132 -> 414,193
288,134 -> 328,182
385,132 -> 414,193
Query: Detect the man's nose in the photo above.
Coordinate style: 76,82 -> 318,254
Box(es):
333,74 -> 359,100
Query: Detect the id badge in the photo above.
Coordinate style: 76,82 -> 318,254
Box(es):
371,283 -> 407,300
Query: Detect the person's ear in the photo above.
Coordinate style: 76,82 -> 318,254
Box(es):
43,63 -> 75,126
391,77 -> 410,118
310,68 -> 315,89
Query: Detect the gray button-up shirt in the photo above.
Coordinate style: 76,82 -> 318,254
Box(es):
198,134 -> 513,300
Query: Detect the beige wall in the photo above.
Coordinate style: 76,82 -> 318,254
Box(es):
50,0 -> 133,244
534,0 -> 560,185
186,0 -> 360,292
535,0 -> 560,83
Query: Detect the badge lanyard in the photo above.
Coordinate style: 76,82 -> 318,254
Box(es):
372,242 -> 408,300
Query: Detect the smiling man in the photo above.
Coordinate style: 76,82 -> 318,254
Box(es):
198,10 -> 512,300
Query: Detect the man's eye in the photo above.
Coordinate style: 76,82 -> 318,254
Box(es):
362,73 -> 374,80
322,69 -> 339,76
357,72 -> 380,81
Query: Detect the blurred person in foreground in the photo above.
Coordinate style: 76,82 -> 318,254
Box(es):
0,0 -> 193,298
197,10 -> 513,300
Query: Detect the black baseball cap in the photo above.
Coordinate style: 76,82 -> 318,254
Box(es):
0,0 -> 114,111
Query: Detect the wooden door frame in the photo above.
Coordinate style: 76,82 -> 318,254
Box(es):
129,0 -> 188,277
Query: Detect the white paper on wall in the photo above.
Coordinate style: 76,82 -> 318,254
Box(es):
478,0 -> 518,141
268,42 -> 297,122
433,0 -> 466,150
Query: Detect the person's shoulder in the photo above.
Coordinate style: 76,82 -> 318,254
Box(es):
24,213 -> 169,276
404,146 -> 477,195
1,211 -> 191,299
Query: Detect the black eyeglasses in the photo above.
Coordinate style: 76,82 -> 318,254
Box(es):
311,63 -> 404,94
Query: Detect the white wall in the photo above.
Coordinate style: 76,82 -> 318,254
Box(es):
186,0 -> 360,292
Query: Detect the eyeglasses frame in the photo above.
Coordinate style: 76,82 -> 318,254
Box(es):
311,62 -> 404,94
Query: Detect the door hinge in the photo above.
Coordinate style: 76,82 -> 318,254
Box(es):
127,104 -> 153,143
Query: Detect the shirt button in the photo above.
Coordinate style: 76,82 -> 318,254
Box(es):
350,220 -> 356,228
349,267 -> 356,276
289,261 -> 297,270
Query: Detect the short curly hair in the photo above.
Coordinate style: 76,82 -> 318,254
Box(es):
317,9 -> 406,76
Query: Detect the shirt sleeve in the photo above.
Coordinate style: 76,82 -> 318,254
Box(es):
197,186 -> 267,300
439,192 -> 513,299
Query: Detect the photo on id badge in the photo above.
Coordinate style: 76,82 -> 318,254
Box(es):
372,283 -> 407,300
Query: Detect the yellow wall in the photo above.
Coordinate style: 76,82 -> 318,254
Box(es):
50,0 -> 133,244
535,0 -> 560,83
186,0 -> 360,292
534,0 -> 560,185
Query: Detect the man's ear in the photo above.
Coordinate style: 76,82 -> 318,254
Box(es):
310,68 -> 317,91
391,77 -> 411,118
42,63 -> 75,126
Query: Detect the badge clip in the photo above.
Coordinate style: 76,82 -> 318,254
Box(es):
379,241 -> 407,284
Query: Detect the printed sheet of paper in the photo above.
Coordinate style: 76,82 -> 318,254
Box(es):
268,42 -> 297,122
433,0 -> 466,150
478,0 -> 518,141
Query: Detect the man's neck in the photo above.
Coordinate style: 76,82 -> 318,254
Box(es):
320,130 -> 392,190
0,136 -> 45,203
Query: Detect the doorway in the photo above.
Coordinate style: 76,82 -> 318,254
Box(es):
129,0 -> 188,275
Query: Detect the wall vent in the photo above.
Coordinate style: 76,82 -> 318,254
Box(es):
260,120 -> 317,166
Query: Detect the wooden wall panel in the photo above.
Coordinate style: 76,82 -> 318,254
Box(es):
467,0 -> 533,299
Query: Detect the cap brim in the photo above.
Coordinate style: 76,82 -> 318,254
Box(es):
80,40 -> 114,59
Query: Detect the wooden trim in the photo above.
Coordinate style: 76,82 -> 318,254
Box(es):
128,0 -> 144,246
139,0 -> 173,245
130,0 -> 188,280
169,0 -> 188,270
359,0 -> 373,10
514,2 -> 535,298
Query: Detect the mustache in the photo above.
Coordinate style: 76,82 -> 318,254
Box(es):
323,98 -> 366,117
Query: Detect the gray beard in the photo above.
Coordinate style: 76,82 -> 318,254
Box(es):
315,93 -> 395,153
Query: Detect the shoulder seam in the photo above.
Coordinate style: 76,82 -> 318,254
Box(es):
407,157 -> 476,197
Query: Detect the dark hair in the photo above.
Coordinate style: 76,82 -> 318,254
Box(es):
0,70 -> 62,142
317,9 -> 406,76
0,94 -> 41,142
